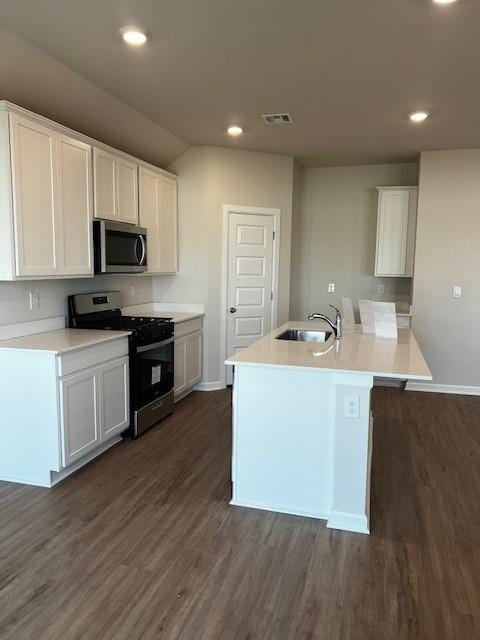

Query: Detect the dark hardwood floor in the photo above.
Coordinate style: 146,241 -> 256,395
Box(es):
0,388 -> 479,639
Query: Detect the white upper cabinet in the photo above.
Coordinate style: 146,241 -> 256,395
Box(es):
375,186 -> 418,277
139,166 -> 178,274
56,135 -> 93,275
10,114 -> 58,277
93,148 -> 138,224
6,113 -> 93,279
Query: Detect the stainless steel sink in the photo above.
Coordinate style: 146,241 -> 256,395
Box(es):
276,329 -> 332,343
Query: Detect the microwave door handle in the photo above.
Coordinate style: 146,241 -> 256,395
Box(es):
138,235 -> 147,266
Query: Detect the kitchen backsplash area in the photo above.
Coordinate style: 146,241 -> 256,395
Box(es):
0,276 -> 153,326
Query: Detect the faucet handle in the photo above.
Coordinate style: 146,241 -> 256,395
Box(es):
329,304 -> 341,316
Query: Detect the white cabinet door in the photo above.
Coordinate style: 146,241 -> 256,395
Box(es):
57,135 -> 93,275
139,167 -> 177,273
116,157 -> 138,224
174,337 -> 187,398
158,176 -> 178,273
93,148 -> 117,221
375,187 -> 417,277
60,367 -> 100,466
185,333 -> 202,388
9,114 -> 58,276
99,356 -> 129,439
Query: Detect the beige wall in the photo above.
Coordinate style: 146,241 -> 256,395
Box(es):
290,163 -> 418,321
154,146 -> 294,384
412,150 -> 480,387
0,29 -> 188,168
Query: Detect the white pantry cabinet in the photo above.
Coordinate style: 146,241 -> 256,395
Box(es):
139,166 -> 178,273
375,186 -> 418,277
174,318 -> 203,401
0,335 -> 129,487
93,147 -> 139,224
0,111 -> 93,279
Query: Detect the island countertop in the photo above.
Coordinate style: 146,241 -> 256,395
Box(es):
226,321 -> 432,381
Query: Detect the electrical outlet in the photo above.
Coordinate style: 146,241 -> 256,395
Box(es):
130,285 -> 136,299
378,283 -> 385,295
328,283 -> 335,293
344,395 -> 360,419
452,286 -> 462,298
29,290 -> 40,310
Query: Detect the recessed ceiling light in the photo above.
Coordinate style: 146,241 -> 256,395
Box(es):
120,26 -> 148,46
433,0 -> 458,4
409,111 -> 430,123
227,125 -> 243,136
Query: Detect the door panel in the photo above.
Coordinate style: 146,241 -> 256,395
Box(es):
174,338 -> 187,398
376,190 -> 410,276
93,148 -> 116,220
186,333 -> 202,387
139,168 -> 160,271
158,177 -> 177,273
57,136 -> 93,275
117,158 -> 138,223
100,357 -> 129,439
227,212 -> 275,370
10,114 -> 57,276
60,368 -> 100,466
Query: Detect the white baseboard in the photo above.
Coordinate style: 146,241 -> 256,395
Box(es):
327,510 -> 370,535
194,380 -> 225,392
405,382 -> 480,396
230,499 -> 328,521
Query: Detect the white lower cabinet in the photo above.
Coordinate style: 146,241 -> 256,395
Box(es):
60,355 -> 129,466
0,336 -> 129,487
174,318 -> 203,401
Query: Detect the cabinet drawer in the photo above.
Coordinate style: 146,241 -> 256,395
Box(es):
396,315 -> 411,329
57,338 -> 129,377
174,318 -> 203,339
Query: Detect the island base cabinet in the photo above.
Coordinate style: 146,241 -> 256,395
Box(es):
230,365 -> 374,535
60,356 -> 129,467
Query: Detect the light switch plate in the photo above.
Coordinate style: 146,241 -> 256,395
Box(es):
378,284 -> 385,295
344,395 -> 360,419
328,283 -> 335,293
452,286 -> 462,298
29,290 -> 40,310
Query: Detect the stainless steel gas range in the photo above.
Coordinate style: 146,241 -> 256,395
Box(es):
68,291 -> 174,437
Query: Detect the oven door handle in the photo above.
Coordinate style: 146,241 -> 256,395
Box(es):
136,336 -> 174,353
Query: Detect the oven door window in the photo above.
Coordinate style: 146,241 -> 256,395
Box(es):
135,340 -> 174,406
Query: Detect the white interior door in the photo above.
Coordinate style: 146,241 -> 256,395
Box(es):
226,211 -> 275,384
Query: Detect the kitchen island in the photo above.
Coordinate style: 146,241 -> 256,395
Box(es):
226,321 -> 432,534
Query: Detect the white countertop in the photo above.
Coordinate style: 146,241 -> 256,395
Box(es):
226,321 -> 432,380
122,303 -> 204,324
0,328 -> 131,355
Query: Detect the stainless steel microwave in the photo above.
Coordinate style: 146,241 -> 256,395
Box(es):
93,220 -> 147,274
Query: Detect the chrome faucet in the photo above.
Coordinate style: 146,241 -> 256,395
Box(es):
308,305 -> 342,339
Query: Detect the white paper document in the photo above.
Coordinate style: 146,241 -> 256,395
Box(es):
341,296 -> 355,326
372,301 -> 398,339
358,299 -> 375,334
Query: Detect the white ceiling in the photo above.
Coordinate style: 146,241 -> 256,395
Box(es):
1,0 -> 479,167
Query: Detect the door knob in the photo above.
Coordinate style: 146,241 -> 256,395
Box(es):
229,307 -> 237,314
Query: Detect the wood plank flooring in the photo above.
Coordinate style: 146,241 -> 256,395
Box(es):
0,388 -> 479,639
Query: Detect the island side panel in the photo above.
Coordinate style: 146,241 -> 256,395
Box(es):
0,350 -> 60,486
327,374 -> 374,534
231,364 -> 335,519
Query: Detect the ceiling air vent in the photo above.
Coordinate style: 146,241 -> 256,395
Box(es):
262,113 -> 293,125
